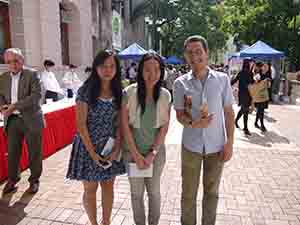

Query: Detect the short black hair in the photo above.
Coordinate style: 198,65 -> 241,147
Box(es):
256,62 -> 263,68
167,64 -> 173,70
44,59 -> 55,67
184,35 -> 208,53
69,64 -> 77,69
84,66 -> 92,73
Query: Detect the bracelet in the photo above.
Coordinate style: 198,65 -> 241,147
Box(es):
150,149 -> 158,156
150,146 -> 159,155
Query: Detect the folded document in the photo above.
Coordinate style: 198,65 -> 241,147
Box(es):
127,163 -> 153,177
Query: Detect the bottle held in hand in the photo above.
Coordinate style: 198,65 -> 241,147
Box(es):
199,103 -> 209,118
184,95 -> 192,119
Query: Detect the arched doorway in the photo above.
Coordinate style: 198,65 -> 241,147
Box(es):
59,0 -> 81,65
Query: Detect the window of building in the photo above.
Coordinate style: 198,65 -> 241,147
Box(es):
59,3 -> 70,65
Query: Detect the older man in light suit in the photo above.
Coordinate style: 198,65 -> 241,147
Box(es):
0,48 -> 45,194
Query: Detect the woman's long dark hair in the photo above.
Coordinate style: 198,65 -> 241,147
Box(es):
242,59 -> 251,73
136,52 -> 165,115
81,50 -> 122,109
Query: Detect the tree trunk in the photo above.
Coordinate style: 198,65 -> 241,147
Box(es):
152,0 -> 160,51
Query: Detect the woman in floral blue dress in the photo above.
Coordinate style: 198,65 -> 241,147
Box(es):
66,50 -> 125,225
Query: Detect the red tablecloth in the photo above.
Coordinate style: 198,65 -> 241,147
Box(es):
0,106 -> 76,182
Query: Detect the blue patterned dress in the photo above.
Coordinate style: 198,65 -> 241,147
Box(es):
66,87 -> 125,182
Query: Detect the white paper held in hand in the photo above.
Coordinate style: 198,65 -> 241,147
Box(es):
98,137 -> 115,169
128,163 -> 153,177
101,137 -> 115,157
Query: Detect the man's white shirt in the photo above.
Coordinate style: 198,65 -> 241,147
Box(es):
62,71 -> 82,90
41,70 -> 63,94
128,67 -> 137,79
10,72 -> 21,114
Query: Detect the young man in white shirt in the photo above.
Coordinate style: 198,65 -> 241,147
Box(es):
128,63 -> 137,84
173,35 -> 235,225
62,64 -> 82,98
41,60 -> 63,103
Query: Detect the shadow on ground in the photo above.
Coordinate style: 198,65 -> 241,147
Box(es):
239,130 -> 290,148
0,190 -> 35,225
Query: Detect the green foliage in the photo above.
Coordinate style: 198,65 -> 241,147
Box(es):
139,0 -> 228,58
222,0 -> 300,70
138,0 -> 300,69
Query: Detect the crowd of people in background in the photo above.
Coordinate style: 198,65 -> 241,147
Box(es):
210,63 -> 229,74
37,56 -> 192,106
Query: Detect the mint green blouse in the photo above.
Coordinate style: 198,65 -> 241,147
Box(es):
123,94 -> 160,156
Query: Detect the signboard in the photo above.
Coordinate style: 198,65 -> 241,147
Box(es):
112,10 -> 122,50
61,9 -> 72,24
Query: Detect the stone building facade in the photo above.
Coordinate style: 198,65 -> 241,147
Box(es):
0,0 -> 148,69
0,0 -> 93,68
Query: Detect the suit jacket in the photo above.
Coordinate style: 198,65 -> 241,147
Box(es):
0,69 -> 45,132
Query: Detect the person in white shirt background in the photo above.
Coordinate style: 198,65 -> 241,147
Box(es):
62,64 -> 82,98
41,60 -> 63,103
127,62 -> 137,84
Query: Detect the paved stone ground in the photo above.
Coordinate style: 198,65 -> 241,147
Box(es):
265,104 -> 300,148
1,106 -> 300,225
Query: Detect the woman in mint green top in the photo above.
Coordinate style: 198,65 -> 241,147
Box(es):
123,89 -> 159,156
121,52 -> 171,225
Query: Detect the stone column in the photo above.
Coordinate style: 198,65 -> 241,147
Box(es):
39,0 -> 62,65
66,0 -> 93,66
99,0 -> 112,50
9,0 -> 26,63
9,0 -> 62,67
78,0 -> 93,66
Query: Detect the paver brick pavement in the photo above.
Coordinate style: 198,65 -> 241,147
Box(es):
0,106 -> 300,225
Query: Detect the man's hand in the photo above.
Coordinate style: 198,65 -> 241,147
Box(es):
219,142 -> 233,162
2,104 -> 16,117
191,113 -> 214,128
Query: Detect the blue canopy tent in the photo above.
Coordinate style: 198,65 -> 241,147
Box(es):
239,40 -> 285,59
118,43 -> 147,60
228,52 -> 241,60
165,56 -> 184,65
